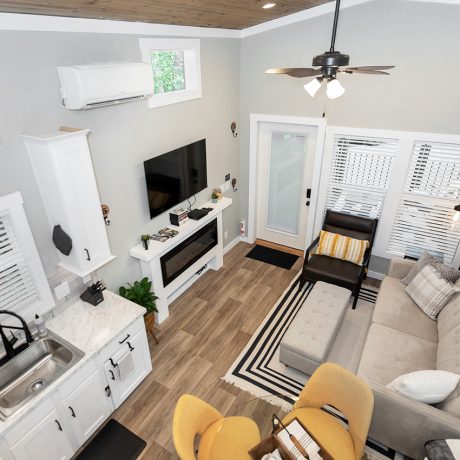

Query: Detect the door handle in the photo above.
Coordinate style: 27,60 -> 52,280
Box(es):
84,248 -> 91,261
306,188 -> 311,199
119,333 -> 130,344
69,406 -> 76,418
55,419 -> 63,431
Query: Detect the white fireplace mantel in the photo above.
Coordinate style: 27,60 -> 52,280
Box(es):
129,197 -> 232,323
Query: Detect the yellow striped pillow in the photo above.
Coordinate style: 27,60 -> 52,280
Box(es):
315,230 -> 370,266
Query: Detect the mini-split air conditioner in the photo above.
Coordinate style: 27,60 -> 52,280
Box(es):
57,63 -> 153,110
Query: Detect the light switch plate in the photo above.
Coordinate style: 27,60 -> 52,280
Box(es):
220,183 -> 225,192
54,281 -> 70,300
224,181 -> 230,192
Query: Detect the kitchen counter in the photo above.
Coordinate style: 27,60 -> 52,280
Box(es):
47,291 -> 146,355
0,291 -> 145,434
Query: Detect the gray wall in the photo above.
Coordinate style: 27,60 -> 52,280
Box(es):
0,31 -> 240,290
239,0 -> 460,273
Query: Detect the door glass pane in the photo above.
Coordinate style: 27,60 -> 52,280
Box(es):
267,132 -> 306,234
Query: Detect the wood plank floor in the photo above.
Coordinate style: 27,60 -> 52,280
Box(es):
112,242 -> 303,459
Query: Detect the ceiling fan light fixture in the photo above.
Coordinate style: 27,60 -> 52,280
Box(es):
326,78 -> 345,99
304,77 -> 323,97
262,2 -> 276,9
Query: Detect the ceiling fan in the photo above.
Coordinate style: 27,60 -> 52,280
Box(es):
265,0 -> 394,99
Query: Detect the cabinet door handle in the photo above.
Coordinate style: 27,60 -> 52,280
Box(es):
55,419 -> 63,431
84,248 -> 91,261
69,406 -> 76,418
105,385 -> 111,397
127,341 -> 135,352
119,333 -> 130,344
109,369 -> 116,380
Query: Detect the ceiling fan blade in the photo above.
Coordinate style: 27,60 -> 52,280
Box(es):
341,69 -> 390,75
265,68 -> 321,78
346,66 -> 395,71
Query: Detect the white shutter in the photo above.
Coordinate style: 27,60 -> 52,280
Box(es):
388,140 -> 460,264
324,135 -> 397,219
0,211 -> 38,312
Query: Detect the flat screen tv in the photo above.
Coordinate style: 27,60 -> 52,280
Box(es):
144,139 -> 208,219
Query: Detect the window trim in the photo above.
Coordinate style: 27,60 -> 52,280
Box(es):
139,38 -> 202,109
0,192 -> 54,321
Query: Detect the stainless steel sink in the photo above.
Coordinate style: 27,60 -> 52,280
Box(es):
0,332 -> 84,419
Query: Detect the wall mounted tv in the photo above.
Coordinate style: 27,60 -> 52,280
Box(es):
144,139 -> 208,219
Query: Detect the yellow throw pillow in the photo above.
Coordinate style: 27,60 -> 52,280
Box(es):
315,230 -> 370,266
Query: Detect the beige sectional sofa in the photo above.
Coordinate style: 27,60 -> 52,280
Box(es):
357,258 -> 460,459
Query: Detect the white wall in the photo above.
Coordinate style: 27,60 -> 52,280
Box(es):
239,0 -> 460,272
0,31 -> 240,290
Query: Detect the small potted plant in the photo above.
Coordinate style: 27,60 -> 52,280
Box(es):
119,277 -> 159,343
212,188 -> 222,203
141,234 -> 150,250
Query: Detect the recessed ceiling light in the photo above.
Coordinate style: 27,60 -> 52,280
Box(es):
262,3 -> 276,9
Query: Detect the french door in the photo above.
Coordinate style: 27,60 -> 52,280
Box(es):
255,121 -> 321,251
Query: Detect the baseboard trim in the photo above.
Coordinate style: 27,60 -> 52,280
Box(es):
223,236 -> 242,254
367,270 -> 385,280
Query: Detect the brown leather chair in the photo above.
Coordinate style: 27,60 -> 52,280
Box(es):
300,210 -> 378,309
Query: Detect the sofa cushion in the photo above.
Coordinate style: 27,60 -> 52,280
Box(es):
372,277 -> 438,343
357,323 -> 437,386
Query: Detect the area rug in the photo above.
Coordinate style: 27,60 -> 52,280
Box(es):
76,419 -> 146,460
246,245 -> 299,269
223,274 -> 405,460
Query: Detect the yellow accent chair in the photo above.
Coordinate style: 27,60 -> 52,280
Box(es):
282,363 -> 374,460
173,394 -> 261,460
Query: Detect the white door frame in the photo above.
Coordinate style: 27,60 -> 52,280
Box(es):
247,113 -> 326,250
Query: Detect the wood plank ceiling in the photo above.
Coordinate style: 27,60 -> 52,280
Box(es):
0,0 -> 333,30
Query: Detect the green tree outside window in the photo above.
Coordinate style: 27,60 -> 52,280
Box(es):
151,50 -> 186,94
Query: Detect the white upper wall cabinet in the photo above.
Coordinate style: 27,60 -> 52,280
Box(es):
22,129 -> 115,278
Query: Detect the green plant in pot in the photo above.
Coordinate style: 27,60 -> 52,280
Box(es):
119,277 -> 159,343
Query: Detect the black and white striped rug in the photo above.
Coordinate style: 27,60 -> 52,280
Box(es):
223,273 -> 404,460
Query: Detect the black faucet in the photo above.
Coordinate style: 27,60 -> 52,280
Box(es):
0,311 -> 34,365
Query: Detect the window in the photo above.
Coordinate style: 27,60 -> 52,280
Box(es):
0,192 -> 54,320
388,140 -> 460,263
139,38 -> 202,109
324,134 -> 397,219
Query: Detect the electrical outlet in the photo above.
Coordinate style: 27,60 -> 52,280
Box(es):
54,281 -> 70,300
225,173 -> 230,181
220,183 -> 225,192
224,230 -> 228,240
224,181 -> 230,192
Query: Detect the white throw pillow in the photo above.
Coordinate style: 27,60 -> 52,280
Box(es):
386,370 -> 460,404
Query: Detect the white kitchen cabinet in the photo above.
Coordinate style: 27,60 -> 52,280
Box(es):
103,328 -> 152,408
22,129 -> 114,277
6,399 -> 74,460
59,363 -> 113,445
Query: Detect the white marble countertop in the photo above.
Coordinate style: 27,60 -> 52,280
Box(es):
0,291 -> 145,434
47,290 -> 146,355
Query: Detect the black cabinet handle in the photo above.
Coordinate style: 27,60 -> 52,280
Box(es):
109,358 -> 118,368
109,369 -> 115,380
119,333 -> 130,344
69,406 -> 76,418
127,341 -> 135,352
105,385 -> 111,397
55,419 -> 63,431
84,248 -> 91,261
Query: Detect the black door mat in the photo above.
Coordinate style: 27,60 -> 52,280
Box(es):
76,419 -> 146,460
246,245 -> 299,270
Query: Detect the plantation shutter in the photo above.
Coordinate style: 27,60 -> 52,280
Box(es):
0,211 -> 38,313
388,141 -> 460,263
324,135 -> 397,219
